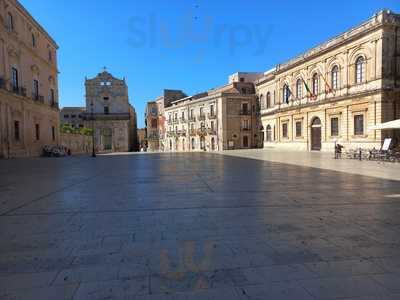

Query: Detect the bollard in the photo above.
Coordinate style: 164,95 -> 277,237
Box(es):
359,147 -> 362,161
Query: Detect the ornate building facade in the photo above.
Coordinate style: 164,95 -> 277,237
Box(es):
257,10 -> 400,151
144,101 -> 159,152
162,73 -> 263,152
82,70 -> 137,152
144,89 -> 187,152
0,0 -> 60,158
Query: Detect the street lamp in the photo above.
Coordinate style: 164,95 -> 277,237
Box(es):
90,101 -> 96,157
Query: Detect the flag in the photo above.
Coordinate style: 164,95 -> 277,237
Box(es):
283,85 -> 293,104
302,78 -> 316,101
320,73 -> 334,95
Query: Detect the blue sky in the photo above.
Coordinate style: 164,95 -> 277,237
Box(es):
21,0 -> 399,128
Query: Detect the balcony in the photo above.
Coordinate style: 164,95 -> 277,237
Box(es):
197,128 -> 207,136
239,110 -> 251,116
172,118 -> 179,124
167,131 -> 176,137
208,129 -> 217,135
177,130 -> 187,137
179,117 -> 186,123
208,113 -> 217,119
147,133 -> 159,140
198,114 -> 206,121
32,94 -> 44,103
241,127 -> 251,131
188,116 -> 196,122
11,86 -> 27,97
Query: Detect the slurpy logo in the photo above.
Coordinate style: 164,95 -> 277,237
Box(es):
127,12 -> 273,63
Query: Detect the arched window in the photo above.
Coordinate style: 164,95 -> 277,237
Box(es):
312,73 -> 319,96
331,65 -> 339,90
296,79 -> 303,99
355,56 -> 365,84
266,125 -> 272,142
266,92 -> 271,108
259,94 -> 264,109
282,84 -> 290,104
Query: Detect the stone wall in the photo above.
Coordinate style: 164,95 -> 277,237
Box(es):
60,133 -> 92,155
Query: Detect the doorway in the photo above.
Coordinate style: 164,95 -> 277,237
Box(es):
311,117 -> 322,151
102,128 -> 112,151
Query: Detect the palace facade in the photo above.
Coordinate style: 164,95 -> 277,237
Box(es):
0,0 -> 60,158
162,73 -> 263,152
256,10 -> 400,151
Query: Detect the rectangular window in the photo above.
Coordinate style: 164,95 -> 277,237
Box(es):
210,105 -> 214,116
242,119 -> 250,130
282,123 -> 288,138
14,121 -> 20,141
354,115 -> 364,136
331,117 -> 339,137
210,121 -> 214,131
52,126 -> 55,141
33,79 -> 39,98
35,124 -> 40,141
104,106 -> 109,114
190,109 -> 194,119
32,33 -> 36,47
50,89 -> 55,103
48,50 -> 53,62
242,103 -> 248,113
200,107 -> 204,116
11,67 -> 18,90
7,13 -> 13,31
295,121 -> 302,137
63,114 -> 69,118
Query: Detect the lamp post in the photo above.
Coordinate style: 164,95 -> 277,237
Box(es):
90,101 -> 96,158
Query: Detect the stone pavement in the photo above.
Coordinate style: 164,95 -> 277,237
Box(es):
220,148 -> 400,182
1,153 -> 400,299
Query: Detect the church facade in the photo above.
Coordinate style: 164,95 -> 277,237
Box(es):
82,70 -> 137,152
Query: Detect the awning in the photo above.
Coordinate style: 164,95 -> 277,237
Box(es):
370,119 -> 400,130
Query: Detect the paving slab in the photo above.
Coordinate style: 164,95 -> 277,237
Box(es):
1,152 -> 400,299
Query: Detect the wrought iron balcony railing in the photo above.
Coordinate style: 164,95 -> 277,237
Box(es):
32,94 -> 44,103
